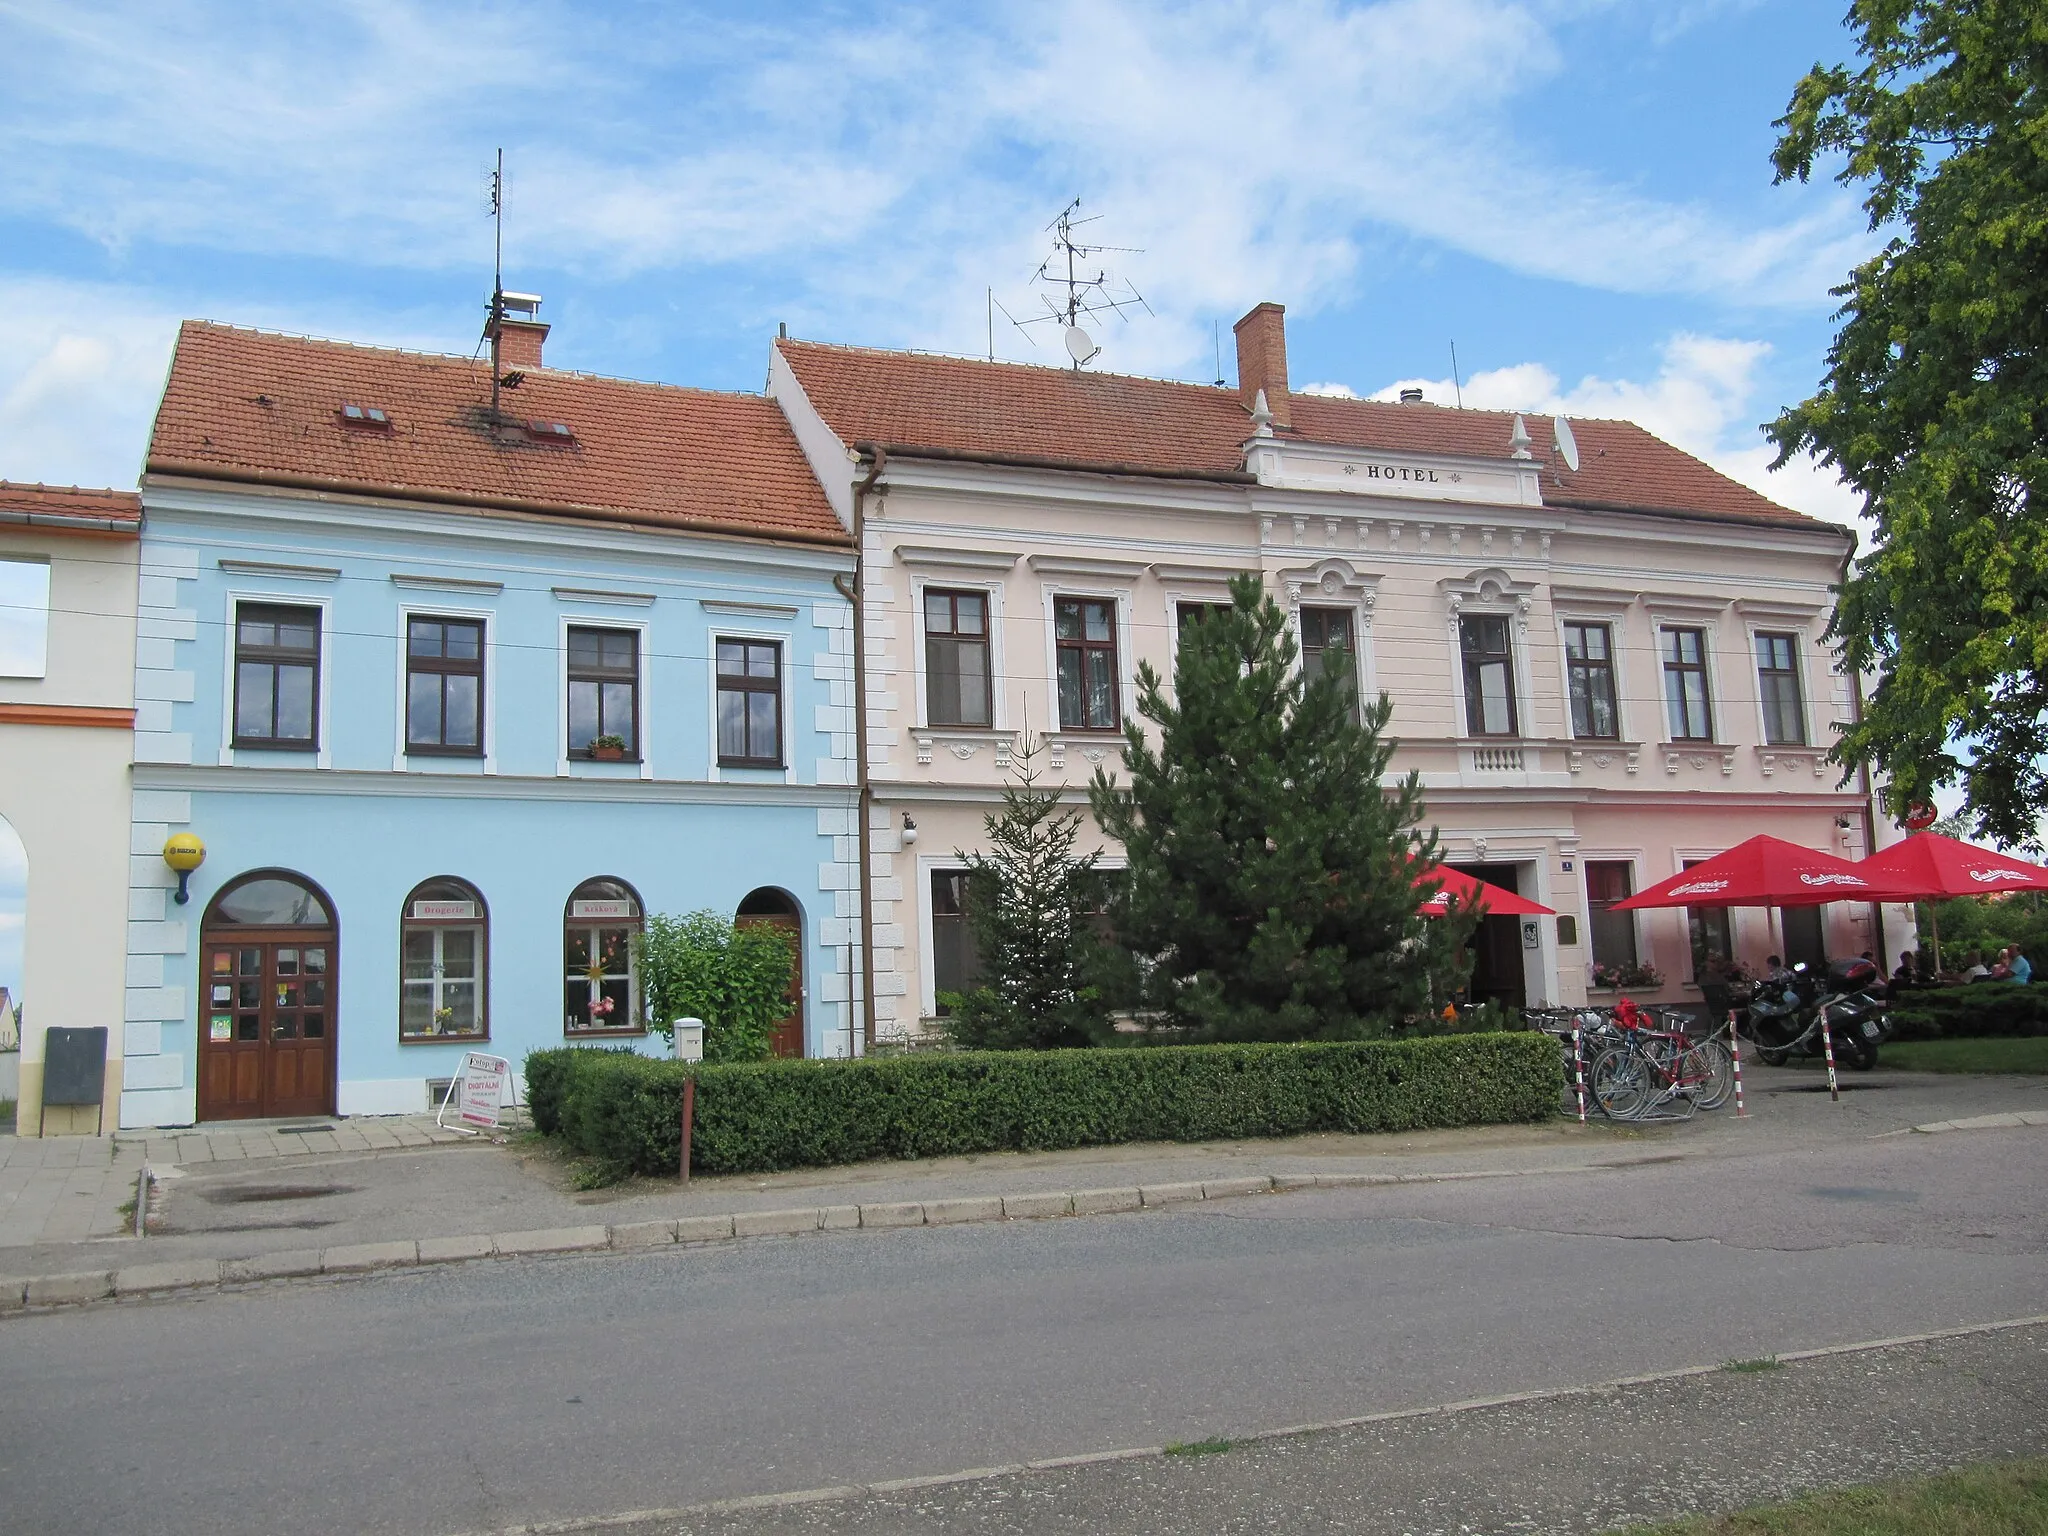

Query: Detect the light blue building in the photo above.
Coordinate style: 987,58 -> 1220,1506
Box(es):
119,316 -> 860,1127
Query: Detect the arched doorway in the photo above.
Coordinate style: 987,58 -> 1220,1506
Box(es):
736,888 -> 805,1058
198,870 -> 337,1120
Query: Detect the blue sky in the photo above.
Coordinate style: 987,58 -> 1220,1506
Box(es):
0,0 -> 1875,524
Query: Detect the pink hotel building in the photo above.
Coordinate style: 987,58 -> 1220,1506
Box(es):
766,303 -> 1911,1041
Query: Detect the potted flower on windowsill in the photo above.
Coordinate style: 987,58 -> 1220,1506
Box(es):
588,996 -> 616,1027
1591,961 -> 1666,992
433,1006 -> 456,1035
589,734 -> 628,762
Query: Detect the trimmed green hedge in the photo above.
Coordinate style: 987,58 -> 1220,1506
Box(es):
525,1033 -> 1560,1178
1887,982 -> 2048,1042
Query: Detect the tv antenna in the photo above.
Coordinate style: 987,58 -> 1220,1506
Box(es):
996,199 -> 1151,369
479,150 -> 541,425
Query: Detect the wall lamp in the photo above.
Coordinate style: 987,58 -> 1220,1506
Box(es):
901,814 -> 919,847
162,833 -> 206,904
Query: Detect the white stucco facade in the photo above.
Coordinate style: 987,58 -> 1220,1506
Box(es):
0,491 -> 141,1133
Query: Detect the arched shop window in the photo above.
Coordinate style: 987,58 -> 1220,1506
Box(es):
564,878 -> 643,1035
399,878 -> 488,1041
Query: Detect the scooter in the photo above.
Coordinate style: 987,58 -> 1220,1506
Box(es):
1743,956 -> 1891,1070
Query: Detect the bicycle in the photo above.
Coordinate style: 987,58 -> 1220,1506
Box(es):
1587,1009 -> 1735,1121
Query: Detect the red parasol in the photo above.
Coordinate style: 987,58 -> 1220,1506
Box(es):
1854,831 -> 2048,899
1415,863 -> 1556,918
1611,834 -> 1914,910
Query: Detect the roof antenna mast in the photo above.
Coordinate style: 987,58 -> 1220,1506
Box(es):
1450,339 -> 1464,410
487,148 -> 505,426
998,199 -> 1152,370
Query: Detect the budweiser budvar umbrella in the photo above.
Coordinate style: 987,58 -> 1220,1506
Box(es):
1854,831 -> 2048,970
1611,834 -> 1913,910
1416,863 -> 1556,918
1854,831 -> 2048,898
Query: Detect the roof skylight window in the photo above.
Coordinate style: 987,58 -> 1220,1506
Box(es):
339,403 -> 393,429
527,419 -> 576,443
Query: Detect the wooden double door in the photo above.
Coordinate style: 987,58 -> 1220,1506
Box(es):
198,930 -> 336,1119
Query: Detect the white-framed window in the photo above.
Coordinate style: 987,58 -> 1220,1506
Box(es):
556,614 -> 652,777
1040,585 -> 1134,734
399,877 -> 488,1041
713,634 -> 788,770
563,877 -> 645,1035
393,600 -> 497,772
910,578 -> 1005,730
1660,627 -> 1716,742
1459,614 -> 1519,736
219,589 -> 334,768
1753,631 -> 1808,746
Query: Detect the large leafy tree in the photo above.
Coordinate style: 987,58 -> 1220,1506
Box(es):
1768,0 -> 2048,845
1089,575 -> 1473,1040
942,734 -> 1110,1050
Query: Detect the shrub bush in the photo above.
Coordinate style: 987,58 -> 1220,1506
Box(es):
1886,982 -> 2048,1042
529,1032 -> 1559,1179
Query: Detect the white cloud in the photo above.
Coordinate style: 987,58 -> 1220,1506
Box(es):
0,272 -> 492,489
1368,333 -> 1866,527
0,1 -> 1871,368
0,277 -> 177,490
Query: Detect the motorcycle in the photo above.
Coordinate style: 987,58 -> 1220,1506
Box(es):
1742,956 -> 1891,1070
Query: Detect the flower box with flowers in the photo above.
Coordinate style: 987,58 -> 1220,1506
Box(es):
1590,961 -> 1665,991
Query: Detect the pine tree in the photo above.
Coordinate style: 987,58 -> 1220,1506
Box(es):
1090,574 -> 1473,1040
943,734 -> 1110,1050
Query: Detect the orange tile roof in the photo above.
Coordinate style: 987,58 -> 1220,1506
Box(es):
0,481 -> 143,533
778,339 -> 1823,529
148,323 -> 848,547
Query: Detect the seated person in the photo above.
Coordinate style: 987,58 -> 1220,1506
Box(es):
1889,955 -> 1916,995
1960,949 -> 1990,982
1988,945 -> 2032,984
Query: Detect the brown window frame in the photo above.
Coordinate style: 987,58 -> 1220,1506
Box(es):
1299,606 -> 1360,723
928,868 -> 986,1017
1054,595 -> 1120,732
563,877 -> 646,1037
1563,621 -> 1620,740
1584,860 -> 1638,973
566,625 -> 641,761
405,616 -> 485,757
232,602 -> 322,751
716,638 -> 784,767
399,878 -> 489,1043
1755,632 -> 1806,746
923,588 -> 993,728
1459,614 -> 1519,737
1684,858 -> 1734,981
1661,627 -> 1715,742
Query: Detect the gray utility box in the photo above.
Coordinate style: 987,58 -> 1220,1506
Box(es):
41,1026 -> 108,1134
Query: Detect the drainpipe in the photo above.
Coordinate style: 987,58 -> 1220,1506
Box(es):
833,448 -> 887,1052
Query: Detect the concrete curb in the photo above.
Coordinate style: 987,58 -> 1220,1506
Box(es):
439,1312 -> 2048,1536
0,1159 -> 1623,1315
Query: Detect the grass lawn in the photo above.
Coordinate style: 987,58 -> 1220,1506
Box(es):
1883,1037 -> 2048,1074
1612,1456 -> 2048,1533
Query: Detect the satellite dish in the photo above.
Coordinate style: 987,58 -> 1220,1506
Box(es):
1064,325 -> 1100,365
1553,415 -> 1580,473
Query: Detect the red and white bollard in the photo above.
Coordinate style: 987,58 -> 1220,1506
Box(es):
1818,1003 -> 1841,1103
1572,1020 -> 1588,1123
1727,1010 -> 1747,1118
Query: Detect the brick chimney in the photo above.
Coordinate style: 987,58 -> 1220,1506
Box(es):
1233,301 -> 1291,430
488,292 -> 549,371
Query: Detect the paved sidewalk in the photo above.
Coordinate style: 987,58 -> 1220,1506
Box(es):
1,1064 -> 2041,1294
0,1113 -> 481,1249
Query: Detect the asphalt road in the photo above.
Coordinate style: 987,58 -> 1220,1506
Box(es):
3,1123 -> 2044,1536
